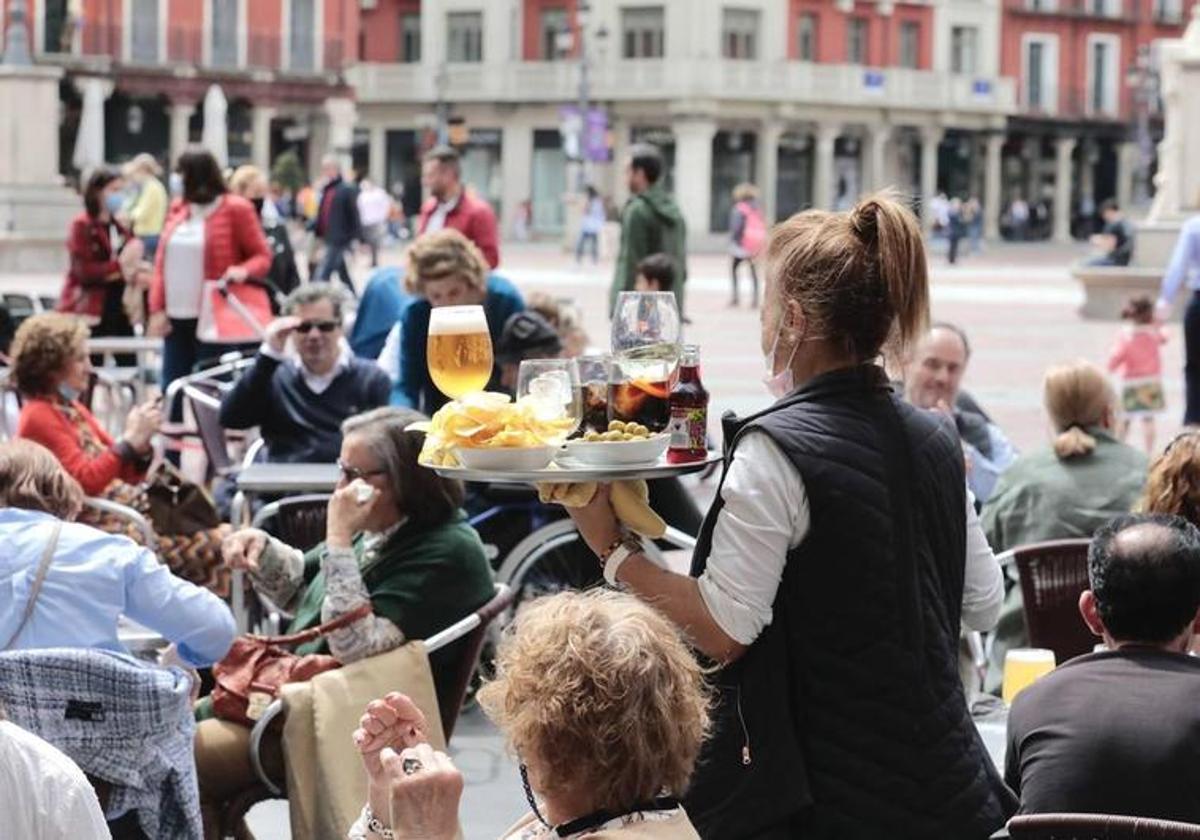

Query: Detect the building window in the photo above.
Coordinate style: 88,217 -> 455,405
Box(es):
1153,0 -> 1182,21
898,21 -> 920,69
1089,0 -> 1120,15
722,8 -> 759,60
211,0 -> 240,68
289,0 -> 315,72
400,12 -> 421,63
540,7 -> 569,60
1026,0 -> 1058,10
130,0 -> 159,62
846,18 -> 868,65
950,26 -> 978,75
446,11 -> 483,63
797,12 -> 817,62
1088,35 -> 1119,115
1022,35 -> 1058,113
1027,42 -> 1045,109
622,6 -> 665,59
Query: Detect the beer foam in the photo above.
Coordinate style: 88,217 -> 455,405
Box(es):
1006,648 -> 1056,663
429,305 -> 489,336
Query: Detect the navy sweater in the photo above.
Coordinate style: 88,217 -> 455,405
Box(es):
220,353 -> 391,463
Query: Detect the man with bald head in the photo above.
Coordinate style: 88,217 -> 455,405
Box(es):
1005,514 -> 1200,821
905,322 -> 1016,503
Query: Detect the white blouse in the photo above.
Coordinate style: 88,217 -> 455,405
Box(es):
163,199 -> 219,319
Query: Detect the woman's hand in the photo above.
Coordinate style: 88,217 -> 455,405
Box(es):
327,480 -> 379,548
221,528 -> 269,573
147,312 -> 171,338
224,266 -> 249,283
123,401 -> 162,453
565,483 -> 623,557
353,692 -> 429,785
377,743 -> 463,840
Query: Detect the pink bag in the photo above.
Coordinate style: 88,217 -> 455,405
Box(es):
738,201 -> 767,258
196,280 -> 272,344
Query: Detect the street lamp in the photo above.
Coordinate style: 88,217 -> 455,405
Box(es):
573,2 -> 609,193
1125,43 -> 1159,208
434,61 -> 449,147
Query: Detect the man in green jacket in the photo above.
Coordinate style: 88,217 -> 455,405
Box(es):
610,143 -> 688,317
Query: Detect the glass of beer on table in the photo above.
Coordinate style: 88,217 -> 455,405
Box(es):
428,305 -> 493,399
1002,648 -> 1056,705
610,292 -> 681,433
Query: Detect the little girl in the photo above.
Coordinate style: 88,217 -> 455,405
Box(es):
1108,294 -> 1168,452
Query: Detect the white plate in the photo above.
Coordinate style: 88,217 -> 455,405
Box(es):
454,445 -> 558,472
561,434 -> 671,466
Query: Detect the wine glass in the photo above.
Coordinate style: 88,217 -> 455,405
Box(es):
517,358 -> 582,439
427,305 -> 493,400
610,292 -> 681,432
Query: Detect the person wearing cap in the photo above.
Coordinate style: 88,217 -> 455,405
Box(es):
496,311 -> 564,395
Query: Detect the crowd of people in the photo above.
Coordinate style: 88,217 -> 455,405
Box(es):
4,137 -> 1200,840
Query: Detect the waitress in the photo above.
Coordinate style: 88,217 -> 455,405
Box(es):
565,192 -> 1013,838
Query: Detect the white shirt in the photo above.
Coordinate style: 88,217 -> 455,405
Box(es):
163,199 -> 219,319
424,193 -> 460,233
358,187 -> 392,227
259,341 -> 353,395
375,323 -> 401,384
0,720 -> 111,839
696,432 -> 1005,646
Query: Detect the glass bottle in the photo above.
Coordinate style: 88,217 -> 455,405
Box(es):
667,344 -> 709,464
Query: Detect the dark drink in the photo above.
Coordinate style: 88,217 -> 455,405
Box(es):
580,382 -> 609,435
667,345 -> 709,463
609,379 -> 671,432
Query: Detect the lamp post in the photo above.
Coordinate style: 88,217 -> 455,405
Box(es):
434,61 -> 449,147
1125,43 -> 1158,208
3,0 -> 33,66
572,2 -> 608,193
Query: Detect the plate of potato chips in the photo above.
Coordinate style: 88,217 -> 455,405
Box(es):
417,392 -> 575,471
561,421 -> 671,466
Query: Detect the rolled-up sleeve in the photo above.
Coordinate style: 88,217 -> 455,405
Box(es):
961,490 -> 1005,632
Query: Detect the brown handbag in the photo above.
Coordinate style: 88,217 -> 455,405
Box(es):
211,602 -> 374,727
140,461 -> 221,535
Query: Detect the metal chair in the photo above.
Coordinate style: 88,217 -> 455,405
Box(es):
1009,538 -> 1094,665
248,494 -> 331,634
83,496 -> 156,548
1007,813 -> 1200,839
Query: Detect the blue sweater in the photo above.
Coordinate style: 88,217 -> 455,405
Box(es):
391,274 -> 525,413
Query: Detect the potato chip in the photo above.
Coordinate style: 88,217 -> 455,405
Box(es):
418,390 -> 575,466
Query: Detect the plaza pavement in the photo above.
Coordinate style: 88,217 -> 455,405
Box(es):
2,236 -> 1176,838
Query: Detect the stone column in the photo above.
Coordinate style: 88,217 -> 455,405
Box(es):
673,117 -> 718,237
1116,140 -> 1137,211
250,104 -> 275,172
757,121 -> 784,222
813,122 -> 840,210
867,123 -> 892,192
919,124 -> 944,233
71,76 -> 114,174
500,121 -> 533,240
323,96 -> 357,172
1024,136 -> 1041,207
983,132 -> 1004,240
1053,136 -> 1077,244
168,100 -> 195,166
369,125 -> 387,186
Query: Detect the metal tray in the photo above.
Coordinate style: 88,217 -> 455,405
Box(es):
429,451 -> 722,484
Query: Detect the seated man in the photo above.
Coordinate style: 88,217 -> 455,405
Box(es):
904,322 -> 1016,504
219,283 -> 391,463
1005,513 -> 1200,821
1087,199 -> 1134,267
495,310 -> 563,395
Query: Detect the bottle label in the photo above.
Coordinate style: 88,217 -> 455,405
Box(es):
668,404 -> 707,451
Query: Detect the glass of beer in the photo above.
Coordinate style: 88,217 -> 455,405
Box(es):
427,305 -> 493,400
1002,648 -> 1056,705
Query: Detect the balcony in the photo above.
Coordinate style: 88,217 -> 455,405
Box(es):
347,58 -> 1016,115
1007,0 -> 1137,23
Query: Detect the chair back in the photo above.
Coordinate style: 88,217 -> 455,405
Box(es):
427,582 -> 514,741
183,382 -> 233,479
1013,539 -> 1095,664
1008,813 -> 1200,839
251,494 -> 331,554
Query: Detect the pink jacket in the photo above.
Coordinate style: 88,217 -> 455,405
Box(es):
1108,325 -> 1168,380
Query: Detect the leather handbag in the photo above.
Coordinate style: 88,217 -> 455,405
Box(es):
196,279 -> 272,345
140,461 -> 221,535
211,602 -> 374,727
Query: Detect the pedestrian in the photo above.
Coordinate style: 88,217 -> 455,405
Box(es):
610,143 -> 688,319
1108,295 -> 1168,453
729,182 -> 766,307
1155,212 -> 1200,425
575,185 -> 605,264
1009,196 -> 1030,241
228,165 -> 301,311
947,197 -> 965,265
966,195 -> 983,254
121,153 -> 168,261
1087,199 -> 1134,267
357,177 -> 392,268
416,145 -> 500,268
310,155 -> 362,295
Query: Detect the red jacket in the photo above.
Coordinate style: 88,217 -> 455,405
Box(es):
150,194 -> 272,315
417,189 -> 501,268
17,397 -> 146,496
58,212 -> 131,321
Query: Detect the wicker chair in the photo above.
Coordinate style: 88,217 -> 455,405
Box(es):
1011,538 -> 1095,664
1007,813 -> 1200,839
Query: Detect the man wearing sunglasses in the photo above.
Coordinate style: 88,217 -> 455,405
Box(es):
220,283 -> 391,464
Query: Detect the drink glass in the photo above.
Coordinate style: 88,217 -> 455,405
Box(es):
610,292 -> 681,433
517,358 -> 582,440
1001,648 -> 1056,705
576,352 -> 612,435
427,305 -> 493,400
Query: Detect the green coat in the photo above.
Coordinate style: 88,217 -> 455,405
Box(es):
610,182 -> 689,315
289,512 -> 494,656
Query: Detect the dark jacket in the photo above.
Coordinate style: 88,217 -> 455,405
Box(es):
610,182 -> 688,313
58,212 -> 131,322
313,177 -> 361,247
261,219 -> 301,311
685,365 -> 1014,839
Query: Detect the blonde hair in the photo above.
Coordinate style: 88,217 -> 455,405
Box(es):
1043,361 -> 1115,459
404,229 -> 489,296
228,165 -> 265,197
477,590 -> 710,814
0,440 -> 84,521
124,152 -> 162,179
9,313 -> 90,397
732,182 -> 759,202
1140,432 -> 1200,523
766,189 -> 928,364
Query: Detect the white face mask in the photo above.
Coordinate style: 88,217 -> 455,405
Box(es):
763,321 -> 801,399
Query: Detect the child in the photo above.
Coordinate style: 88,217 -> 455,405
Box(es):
1108,294 -> 1168,452
634,253 -> 676,294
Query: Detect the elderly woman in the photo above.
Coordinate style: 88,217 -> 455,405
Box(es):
982,361 -> 1148,551
392,229 -> 525,413
0,439 -> 234,667
196,406 -> 494,839
350,590 -> 709,840
10,313 -> 230,591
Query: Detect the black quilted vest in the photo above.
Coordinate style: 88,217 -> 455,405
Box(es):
683,365 -> 1015,839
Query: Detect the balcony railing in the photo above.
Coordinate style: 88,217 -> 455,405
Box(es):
1019,85 -> 1150,122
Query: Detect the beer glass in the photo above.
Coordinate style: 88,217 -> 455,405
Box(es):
610,292 -> 681,433
427,305 -> 493,400
1001,648 -> 1056,705
517,359 -> 582,438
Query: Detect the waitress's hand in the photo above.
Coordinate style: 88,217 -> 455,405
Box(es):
565,484 -> 623,557
147,312 -> 171,337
